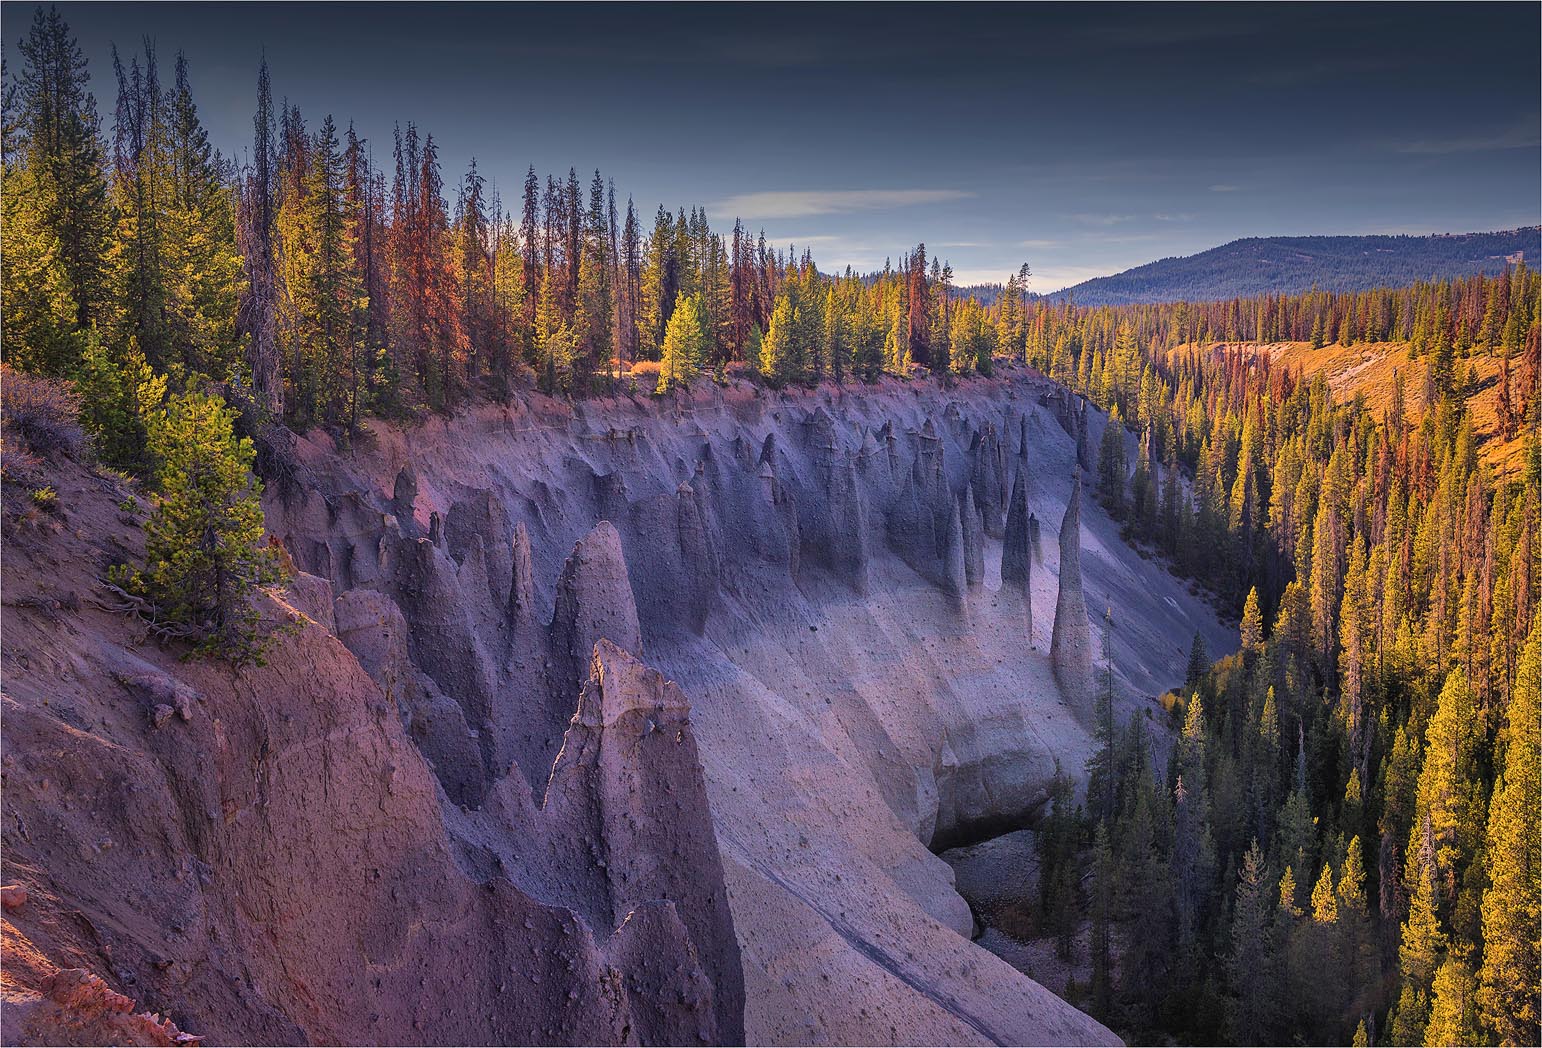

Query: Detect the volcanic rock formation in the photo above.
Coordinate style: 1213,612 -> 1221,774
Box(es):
1051,476 -> 1096,718
3,368 -> 1235,1047
1001,465 -> 1035,643
0,458 -> 742,1046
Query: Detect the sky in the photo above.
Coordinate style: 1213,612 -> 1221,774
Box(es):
6,2 -> 1539,291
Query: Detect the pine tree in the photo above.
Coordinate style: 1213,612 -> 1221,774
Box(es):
1424,951 -> 1481,1047
282,115 -> 366,427
1310,863 -> 1338,925
1389,985 -> 1431,1047
1172,697 -> 1216,946
1409,669 -> 1483,907
657,292 -> 705,393
110,390 -> 288,662
454,158 -> 491,387
1036,761 -> 1081,947
0,153 -> 84,373
1278,865 -> 1302,919
161,53 -> 243,383
1097,408 -> 1128,517
760,292 -> 801,387
1089,822 -> 1116,1019
74,333 -> 164,472
1086,624 -> 1120,824
1226,840 -> 1278,1042
1400,857 -> 1447,1005
13,7 -> 113,341
574,169 -> 613,384
238,58 -> 282,416
1185,631 -> 1210,690
1308,492 -> 1344,670
1478,618 -> 1541,1046
1241,586 -> 1265,652
534,269 -> 575,394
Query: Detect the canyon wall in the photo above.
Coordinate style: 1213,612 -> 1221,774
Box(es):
2,367 -> 1235,1046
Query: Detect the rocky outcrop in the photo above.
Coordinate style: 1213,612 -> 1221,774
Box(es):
389,531 -> 501,780
798,408 -> 871,594
542,641 -> 745,1044
551,522 -> 643,696
942,497 -> 967,611
1051,477 -> 1095,717
391,461 -> 419,531
445,489 -> 515,613
1075,400 -> 1095,473
961,486 -> 985,590
0,454 -> 744,1047
2,965 -> 200,1047
968,423 -> 1008,538
1001,466 -> 1034,642
506,520 -> 538,628
888,417 -> 966,597
334,586 -> 487,803
673,480 -> 722,631
626,478 -> 723,638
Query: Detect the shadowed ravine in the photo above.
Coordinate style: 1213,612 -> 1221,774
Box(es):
2,369 -> 1234,1046
257,369 -> 1233,1044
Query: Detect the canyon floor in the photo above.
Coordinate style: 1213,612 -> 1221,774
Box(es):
2,366 -> 1234,1046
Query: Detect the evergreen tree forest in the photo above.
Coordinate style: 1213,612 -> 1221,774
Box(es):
1043,294 -> 1541,1043
4,7 -> 1537,448
2,7 -> 1026,448
2,12 -> 1539,1042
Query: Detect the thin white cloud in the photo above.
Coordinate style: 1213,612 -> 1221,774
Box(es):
1076,232 -> 1165,245
1209,184 -> 1240,193
713,188 -> 973,220
1153,212 -> 1196,222
1068,212 -> 1136,227
1019,238 -> 1062,248
938,240 -> 990,249
1394,122 -> 1540,155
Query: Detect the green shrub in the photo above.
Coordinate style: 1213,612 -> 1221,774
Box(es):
110,389 -> 289,664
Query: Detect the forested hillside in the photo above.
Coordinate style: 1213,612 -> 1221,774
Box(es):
2,10 -> 1538,1048
1045,231 -> 1540,306
1013,277 -> 1541,1046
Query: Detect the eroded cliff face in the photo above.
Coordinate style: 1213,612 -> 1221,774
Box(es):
255,368 -> 1228,1045
1,457 -> 741,1045
2,367 -> 1233,1046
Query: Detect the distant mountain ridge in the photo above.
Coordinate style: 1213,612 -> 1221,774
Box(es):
1044,228 -> 1540,305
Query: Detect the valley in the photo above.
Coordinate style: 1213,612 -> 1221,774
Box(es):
2,367 -> 1233,1045
2,7 -> 1536,1045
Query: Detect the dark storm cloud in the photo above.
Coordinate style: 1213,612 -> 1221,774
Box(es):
7,2 -> 1538,289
